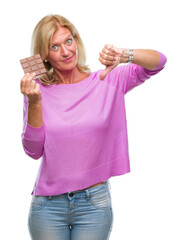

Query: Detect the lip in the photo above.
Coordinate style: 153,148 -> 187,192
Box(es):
62,56 -> 73,63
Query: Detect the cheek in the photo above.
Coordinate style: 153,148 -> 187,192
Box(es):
72,41 -> 77,54
70,44 -> 77,55
75,49 -> 78,63
73,43 -> 78,61
48,53 -> 60,63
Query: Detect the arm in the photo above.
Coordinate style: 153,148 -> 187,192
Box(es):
28,101 -> 43,127
126,49 -> 160,69
99,44 -> 167,94
123,51 -> 167,94
99,44 -> 167,80
21,73 -> 45,160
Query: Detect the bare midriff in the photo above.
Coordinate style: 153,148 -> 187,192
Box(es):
81,181 -> 106,190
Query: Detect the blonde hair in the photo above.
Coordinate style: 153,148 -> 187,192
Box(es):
31,14 -> 91,85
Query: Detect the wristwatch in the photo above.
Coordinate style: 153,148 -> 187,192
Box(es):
126,49 -> 134,63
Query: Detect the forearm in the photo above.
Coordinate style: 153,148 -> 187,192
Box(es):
121,49 -> 160,69
28,100 -> 43,127
22,99 -> 45,160
132,49 -> 160,69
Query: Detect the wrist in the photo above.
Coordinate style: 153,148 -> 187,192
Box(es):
28,100 -> 42,108
126,49 -> 134,63
119,48 -> 134,63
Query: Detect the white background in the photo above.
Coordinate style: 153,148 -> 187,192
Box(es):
1,0 -> 186,239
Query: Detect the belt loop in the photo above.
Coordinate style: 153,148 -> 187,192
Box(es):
85,189 -> 91,201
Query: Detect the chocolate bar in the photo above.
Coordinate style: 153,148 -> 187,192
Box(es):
20,54 -> 47,76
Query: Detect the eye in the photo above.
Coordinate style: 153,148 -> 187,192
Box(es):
66,38 -> 73,45
51,44 -> 59,51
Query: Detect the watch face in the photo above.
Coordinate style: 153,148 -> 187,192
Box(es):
129,50 -> 133,62
129,55 -> 133,61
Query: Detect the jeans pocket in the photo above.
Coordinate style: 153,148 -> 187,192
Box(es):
31,195 -> 47,211
90,188 -> 112,210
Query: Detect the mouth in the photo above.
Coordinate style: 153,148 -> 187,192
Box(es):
62,56 -> 73,63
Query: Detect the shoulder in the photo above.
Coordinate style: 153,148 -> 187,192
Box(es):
33,77 -> 48,88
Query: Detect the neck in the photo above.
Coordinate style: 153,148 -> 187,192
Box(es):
54,67 -> 82,84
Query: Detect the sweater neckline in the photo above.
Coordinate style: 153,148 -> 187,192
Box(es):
49,72 -> 96,88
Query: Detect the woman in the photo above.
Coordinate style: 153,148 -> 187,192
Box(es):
20,14 -> 167,240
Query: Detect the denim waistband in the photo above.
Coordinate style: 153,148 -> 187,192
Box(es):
46,180 -> 110,200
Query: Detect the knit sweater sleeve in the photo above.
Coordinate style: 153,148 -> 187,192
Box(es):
21,95 -> 45,160
105,51 -> 167,94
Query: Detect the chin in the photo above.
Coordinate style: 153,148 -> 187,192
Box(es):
54,62 -> 76,72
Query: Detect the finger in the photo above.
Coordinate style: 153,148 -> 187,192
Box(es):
106,45 -> 124,59
35,83 -> 42,95
20,73 -> 29,94
30,80 -> 36,90
25,72 -> 36,90
102,47 -> 115,57
112,46 -> 121,54
99,56 -> 116,66
99,51 -> 116,62
104,44 -> 114,51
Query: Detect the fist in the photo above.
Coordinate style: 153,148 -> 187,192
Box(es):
20,72 -> 42,104
99,44 -> 129,80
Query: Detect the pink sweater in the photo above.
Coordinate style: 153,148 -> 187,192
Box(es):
21,52 -> 167,196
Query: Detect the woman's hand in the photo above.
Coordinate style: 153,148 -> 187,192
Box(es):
99,44 -> 129,80
20,72 -> 43,127
20,72 -> 42,104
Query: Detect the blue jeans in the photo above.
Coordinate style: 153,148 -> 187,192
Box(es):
28,180 -> 113,240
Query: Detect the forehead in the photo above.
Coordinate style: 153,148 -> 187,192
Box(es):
52,27 -> 72,42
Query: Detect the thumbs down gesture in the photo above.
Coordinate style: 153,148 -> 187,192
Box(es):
99,44 -> 129,80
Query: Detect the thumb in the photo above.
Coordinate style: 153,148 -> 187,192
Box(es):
99,65 -> 115,80
99,59 -> 120,80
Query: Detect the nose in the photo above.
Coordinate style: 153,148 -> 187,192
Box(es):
60,44 -> 69,56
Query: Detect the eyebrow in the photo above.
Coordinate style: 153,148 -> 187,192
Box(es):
51,33 -> 73,45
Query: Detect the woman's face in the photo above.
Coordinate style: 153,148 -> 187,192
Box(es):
46,26 -> 78,72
